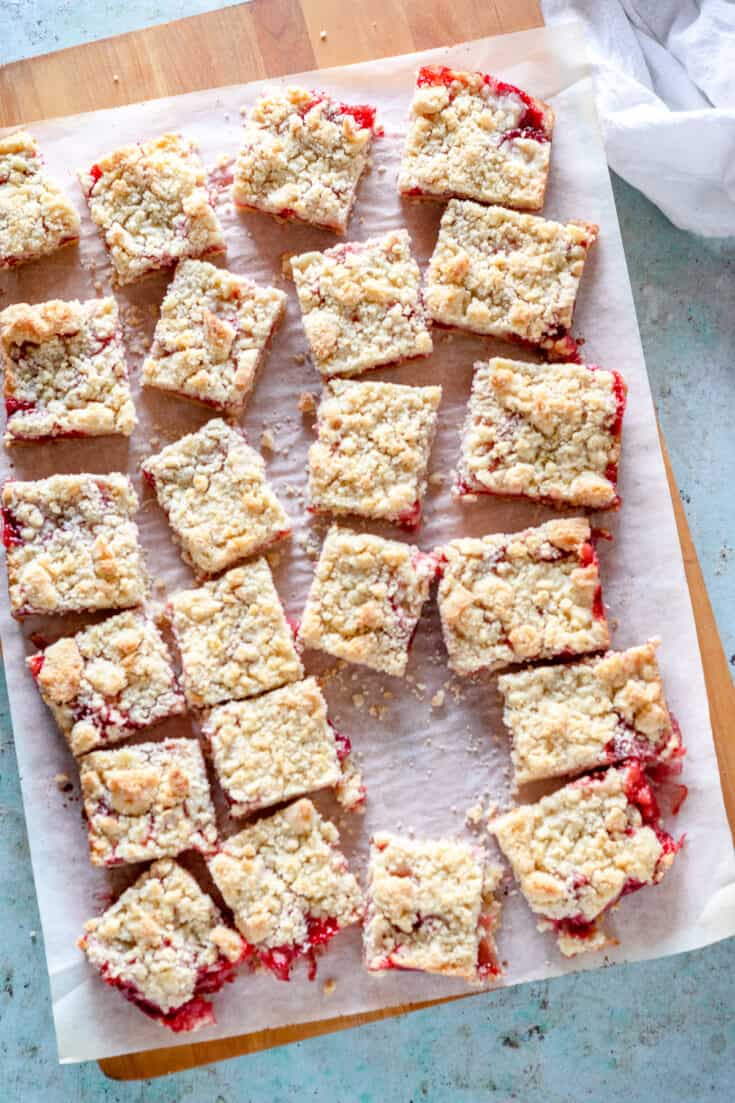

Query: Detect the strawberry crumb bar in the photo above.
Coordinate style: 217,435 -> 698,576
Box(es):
456,357 -> 627,510
208,798 -> 363,981
79,858 -> 247,1032
425,200 -> 598,359
28,610 -> 185,756
2,473 -> 147,618
492,761 -> 680,956
291,230 -> 433,378
0,297 -> 136,445
308,379 -> 442,527
233,86 -> 377,233
399,66 -> 554,211
204,677 -> 357,816
80,737 -> 217,867
364,833 -> 503,981
142,259 -> 286,415
141,419 -> 290,576
437,517 -> 610,676
298,525 -> 439,677
168,560 -> 303,709
78,132 -> 225,285
0,130 -> 79,269
498,641 -> 682,785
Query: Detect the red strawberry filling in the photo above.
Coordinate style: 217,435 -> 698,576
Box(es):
99,949 -> 244,1032
416,66 -> 551,144
249,914 -> 342,982
2,507 -> 23,548
396,500 -> 422,529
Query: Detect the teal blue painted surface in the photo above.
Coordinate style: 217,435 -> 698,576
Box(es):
1,3 -> 734,1097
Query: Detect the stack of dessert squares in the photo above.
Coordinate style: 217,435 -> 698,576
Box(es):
0,67 -> 683,1033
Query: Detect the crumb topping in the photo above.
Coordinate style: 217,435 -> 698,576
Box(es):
364,832 -> 502,980
29,610 -> 185,756
80,738 -> 218,866
0,130 -> 79,267
204,677 -> 341,815
498,641 -> 679,784
0,297 -> 136,444
437,517 -> 610,675
399,66 -> 553,210
492,763 -> 677,953
2,473 -> 148,618
208,798 -> 363,950
142,259 -> 286,414
309,379 -> 442,523
457,357 -> 626,509
299,525 -> 438,676
141,418 -> 291,575
77,132 -> 225,285
233,86 -> 376,232
79,858 -> 245,1019
291,230 -> 433,377
425,200 -> 597,349
168,559 -> 303,709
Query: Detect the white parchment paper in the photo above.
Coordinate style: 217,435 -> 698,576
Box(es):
1,23 -> 734,1065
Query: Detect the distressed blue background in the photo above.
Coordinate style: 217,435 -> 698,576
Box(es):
0,4 -> 733,1099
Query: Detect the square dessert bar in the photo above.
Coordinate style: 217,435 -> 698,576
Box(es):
498,641 -> 681,786
364,833 -> 503,981
168,560 -> 303,709
291,229 -> 433,378
399,65 -> 554,210
298,525 -> 439,677
0,130 -> 79,269
308,379 -> 442,528
29,610 -> 185,756
208,798 -> 363,980
80,737 -> 218,867
204,677 -> 346,816
425,200 -> 598,358
456,357 -> 627,510
2,474 -> 148,618
141,418 -> 291,576
0,297 -> 136,445
437,517 -> 610,676
233,86 -> 377,233
78,132 -> 225,285
79,858 -> 247,1032
142,259 -> 287,415
492,761 -> 679,956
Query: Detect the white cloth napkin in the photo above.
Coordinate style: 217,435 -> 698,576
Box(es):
541,0 -> 735,236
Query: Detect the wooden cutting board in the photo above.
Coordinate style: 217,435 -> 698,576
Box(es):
1,0 -> 732,1080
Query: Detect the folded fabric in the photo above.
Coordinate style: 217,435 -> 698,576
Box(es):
542,0 -> 735,236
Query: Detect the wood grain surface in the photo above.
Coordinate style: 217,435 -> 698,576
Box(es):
1,0 -> 732,1080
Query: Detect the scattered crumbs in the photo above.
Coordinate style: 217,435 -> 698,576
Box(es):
280,252 -> 295,280
359,216 -> 365,225
431,689 -> 445,709
428,472 -> 445,487
463,493 -> 479,503
323,978 -> 336,996
352,693 -> 365,710
320,29 -> 328,41
369,705 -> 386,720
152,577 -> 167,596
377,165 -> 387,175
112,74 -> 119,83
260,428 -> 275,451
293,352 -> 306,365
382,689 -> 393,700
298,391 -> 317,415
54,773 -> 73,793
465,802 -> 484,826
